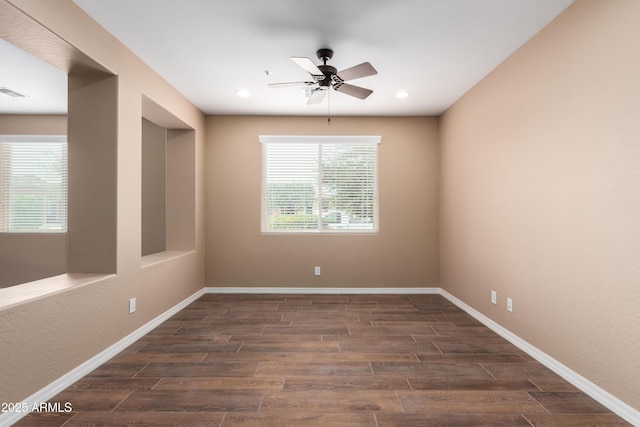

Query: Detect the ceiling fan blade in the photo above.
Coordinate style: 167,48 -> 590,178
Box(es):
307,88 -> 326,105
268,81 -> 315,88
291,57 -> 323,76
337,62 -> 377,81
335,83 -> 373,100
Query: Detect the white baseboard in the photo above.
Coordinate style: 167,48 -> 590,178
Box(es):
440,289 -> 640,426
204,286 -> 440,294
4,286 -> 637,426
0,288 -> 205,426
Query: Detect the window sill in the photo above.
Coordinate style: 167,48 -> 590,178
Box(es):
141,249 -> 195,268
261,231 -> 379,236
0,273 -> 116,311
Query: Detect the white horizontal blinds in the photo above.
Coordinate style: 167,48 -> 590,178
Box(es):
0,136 -> 68,232
263,142 -> 319,231
261,135 -> 379,233
321,143 -> 377,230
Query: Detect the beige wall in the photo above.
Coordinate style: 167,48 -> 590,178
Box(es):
0,115 -> 66,135
440,0 -> 640,410
206,116 -> 439,288
141,118 -> 167,256
0,0 -> 205,404
0,115 -> 67,287
0,234 -> 66,288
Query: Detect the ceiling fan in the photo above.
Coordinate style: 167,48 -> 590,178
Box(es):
269,48 -> 377,105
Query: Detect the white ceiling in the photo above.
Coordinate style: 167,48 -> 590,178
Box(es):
0,38 -> 67,115
2,0 -> 574,116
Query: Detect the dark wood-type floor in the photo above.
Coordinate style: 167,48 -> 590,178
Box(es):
16,293 -> 631,426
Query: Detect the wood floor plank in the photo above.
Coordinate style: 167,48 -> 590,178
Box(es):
229,333 -> 322,342
283,375 -> 411,391
136,362 -> 259,378
397,390 -> 549,414
407,377 -> 539,391
174,325 -> 268,335
108,352 -> 208,363
238,341 -> 339,353
481,361 -> 562,380
147,325 -> 182,335
348,325 -> 439,336
214,312 -> 284,321
523,413 -> 633,426
203,352 -> 312,363
339,341 -> 440,354
376,412 -> 532,426
323,334 -> 416,343
154,377 -> 284,391
137,341 -> 242,354
222,412 -> 376,426
12,412 -> 75,427
167,310 -> 211,321
63,412 -> 225,426
260,390 -> 403,412
135,334 -> 233,343
432,326 -> 500,337
309,352 -> 418,363
528,378 -> 582,392
358,313 -> 439,322
255,361 -> 373,377
371,362 -> 493,379
528,391 -> 613,414
85,362 -> 149,378
70,377 -> 160,390
43,389 -> 131,412
279,304 -> 347,311
262,325 -> 350,335
282,312 -> 359,321
434,341 -> 529,354
416,353 -> 527,364
369,320 -> 449,327
115,389 -> 264,412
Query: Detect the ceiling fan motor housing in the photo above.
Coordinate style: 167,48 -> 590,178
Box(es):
318,65 -> 338,87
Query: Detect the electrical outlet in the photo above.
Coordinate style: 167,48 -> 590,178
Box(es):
491,290 -> 497,305
507,297 -> 513,313
314,266 -> 321,276
129,298 -> 136,314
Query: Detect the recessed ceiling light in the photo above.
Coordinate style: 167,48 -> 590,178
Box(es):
235,89 -> 250,98
395,91 -> 410,99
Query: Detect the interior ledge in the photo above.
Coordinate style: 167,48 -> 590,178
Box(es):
140,249 -> 196,269
0,273 -> 115,311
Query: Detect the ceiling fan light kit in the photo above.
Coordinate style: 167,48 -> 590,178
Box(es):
269,48 -> 377,105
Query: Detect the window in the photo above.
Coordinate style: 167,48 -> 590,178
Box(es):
260,135 -> 379,233
0,135 -> 67,232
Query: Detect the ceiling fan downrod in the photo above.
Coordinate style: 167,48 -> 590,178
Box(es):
316,48 -> 333,64
315,49 -> 339,88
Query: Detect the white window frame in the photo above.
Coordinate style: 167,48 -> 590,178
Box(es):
260,135 -> 380,234
0,135 -> 68,233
